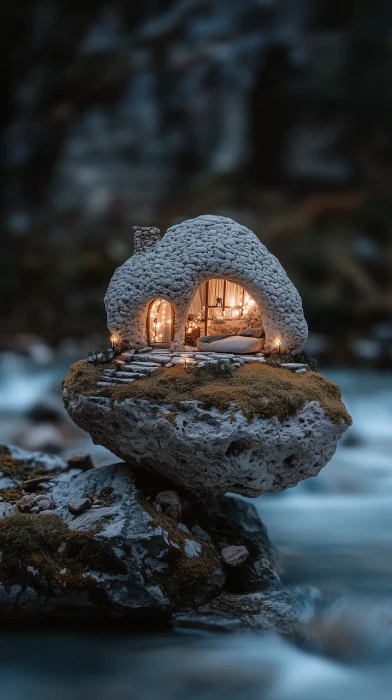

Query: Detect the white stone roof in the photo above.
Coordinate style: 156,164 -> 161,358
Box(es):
105,215 -> 308,353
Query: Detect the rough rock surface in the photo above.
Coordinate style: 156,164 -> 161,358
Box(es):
175,585 -> 322,638
105,215 -> 308,354
63,392 -> 348,497
0,446 -> 279,621
221,545 -> 249,568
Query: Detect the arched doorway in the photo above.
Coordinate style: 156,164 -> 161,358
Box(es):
186,279 -> 261,344
147,298 -> 175,347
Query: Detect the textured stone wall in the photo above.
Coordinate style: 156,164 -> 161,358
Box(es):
133,226 -> 162,255
105,215 -> 308,354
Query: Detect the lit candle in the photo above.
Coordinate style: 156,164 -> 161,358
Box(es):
276,338 -> 281,354
110,335 -> 117,351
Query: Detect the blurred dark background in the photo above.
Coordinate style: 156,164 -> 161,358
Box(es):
1,6 -> 392,695
2,0 -> 392,366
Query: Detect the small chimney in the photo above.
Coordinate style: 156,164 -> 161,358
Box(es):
133,226 -> 161,255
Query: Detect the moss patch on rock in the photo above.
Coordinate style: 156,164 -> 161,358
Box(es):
0,446 -> 56,482
0,446 -> 63,503
64,360 -> 352,426
0,513 -> 125,594
142,499 -> 221,601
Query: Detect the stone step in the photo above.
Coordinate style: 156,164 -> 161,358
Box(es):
281,363 -> 308,370
242,357 -> 266,363
125,361 -> 160,368
111,377 -> 136,384
130,356 -> 169,364
96,381 -> 115,387
115,371 -> 145,379
127,357 -> 165,365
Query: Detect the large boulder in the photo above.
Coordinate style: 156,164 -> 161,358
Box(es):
63,391 -> 350,497
0,446 -> 278,620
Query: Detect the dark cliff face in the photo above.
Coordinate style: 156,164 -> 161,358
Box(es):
2,0 -> 392,361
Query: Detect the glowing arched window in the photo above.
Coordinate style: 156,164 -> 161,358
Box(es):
147,299 -> 174,345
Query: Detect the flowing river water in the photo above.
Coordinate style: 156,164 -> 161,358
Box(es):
0,355 -> 391,699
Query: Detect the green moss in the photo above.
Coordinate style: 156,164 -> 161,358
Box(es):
0,446 -> 64,503
0,487 -> 24,502
62,359 -> 108,396
64,360 -> 352,426
0,446 -> 57,483
142,499 -> 220,600
0,513 -> 125,594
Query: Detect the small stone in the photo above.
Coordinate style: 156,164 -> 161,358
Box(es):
103,369 -> 116,377
184,539 -> 202,558
68,497 -> 92,515
30,506 -> 40,514
156,490 -> 182,520
155,490 -> 181,509
17,495 -> 36,513
35,495 -> 54,511
66,453 -> 94,471
57,541 -> 66,554
191,525 -> 213,544
122,350 -> 136,361
221,545 -> 249,567
165,363 -> 173,367
153,502 -> 163,513
178,523 -> 191,534
138,347 -> 153,353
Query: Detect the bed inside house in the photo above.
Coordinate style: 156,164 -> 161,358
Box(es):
186,279 -> 265,353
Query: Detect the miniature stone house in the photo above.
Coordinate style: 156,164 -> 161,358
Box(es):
105,215 -> 308,354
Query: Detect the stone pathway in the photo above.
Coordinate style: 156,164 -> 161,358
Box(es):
96,349 -> 309,388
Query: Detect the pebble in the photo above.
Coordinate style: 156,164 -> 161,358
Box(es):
184,539 -> 202,558
156,490 -> 182,520
17,494 -> 54,513
137,347 -> 153,353
67,453 -> 94,471
68,497 -> 92,515
221,545 -> 249,567
191,525 -> 213,544
121,350 -> 136,360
